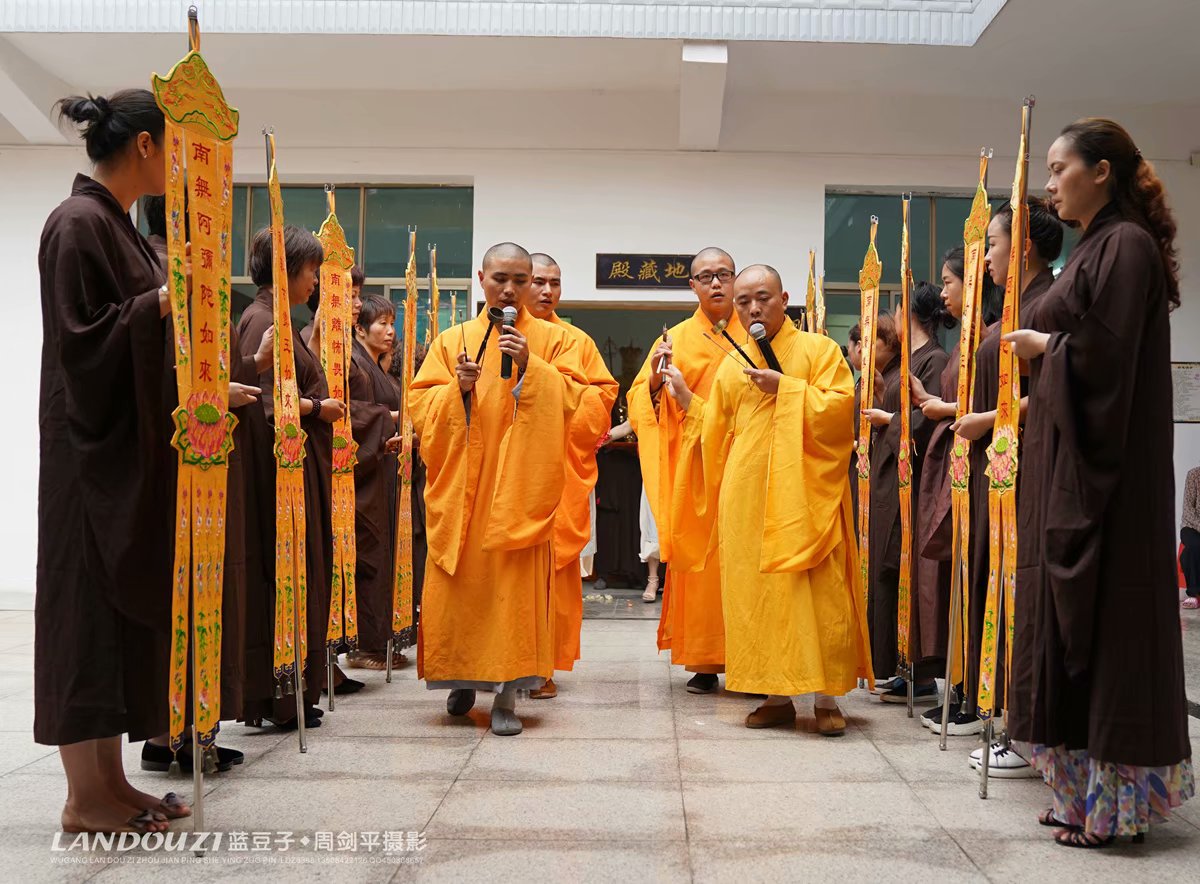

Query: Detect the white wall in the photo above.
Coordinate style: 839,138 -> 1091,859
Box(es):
3,142 -> 1197,607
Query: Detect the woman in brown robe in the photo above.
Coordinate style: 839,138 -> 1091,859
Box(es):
344,296 -> 402,668
1006,119 -> 1192,846
37,90 -> 184,833
238,226 -> 341,729
949,200 -> 1062,759
863,285 -> 951,699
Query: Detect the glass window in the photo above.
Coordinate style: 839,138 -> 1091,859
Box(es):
231,185 -> 249,277
824,194 -> 931,286
363,188 -> 473,279
387,286 -> 471,345
249,186 -> 361,264
933,196 -> 973,278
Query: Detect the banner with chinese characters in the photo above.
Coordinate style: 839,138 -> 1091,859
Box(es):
152,14 -> 239,751
428,244 -> 440,342
265,132 -> 309,692
856,219 -> 882,615
595,254 -> 693,289
979,99 -> 1034,721
896,195 -> 915,670
805,250 -> 817,332
317,190 -> 359,651
391,229 -> 419,649
947,151 -> 991,687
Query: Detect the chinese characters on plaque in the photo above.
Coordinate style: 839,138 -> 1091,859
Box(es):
595,253 -> 693,290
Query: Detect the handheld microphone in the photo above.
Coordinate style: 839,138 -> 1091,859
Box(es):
749,322 -> 783,374
500,305 -> 518,379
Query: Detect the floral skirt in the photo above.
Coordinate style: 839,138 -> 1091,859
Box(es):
1030,744 -> 1195,837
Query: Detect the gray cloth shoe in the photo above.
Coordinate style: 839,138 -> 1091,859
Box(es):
447,689 -> 476,716
490,707 -> 523,736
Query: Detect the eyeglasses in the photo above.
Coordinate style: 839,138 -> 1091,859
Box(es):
692,270 -> 734,285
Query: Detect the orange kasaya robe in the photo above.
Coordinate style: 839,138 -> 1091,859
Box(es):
672,322 -> 872,696
548,314 -> 619,672
627,307 -> 743,669
410,306 -> 584,686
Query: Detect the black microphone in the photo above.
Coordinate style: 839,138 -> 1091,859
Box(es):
749,322 -> 783,373
500,305 -> 518,379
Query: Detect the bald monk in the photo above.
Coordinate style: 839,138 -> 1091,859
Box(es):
409,243 -> 584,735
628,247 -> 743,693
665,265 -> 872,734
524,254 -> 619,699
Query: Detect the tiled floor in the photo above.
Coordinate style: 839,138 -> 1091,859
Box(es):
1,610 -> 1198,882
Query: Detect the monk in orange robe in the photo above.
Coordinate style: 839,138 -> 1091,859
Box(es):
627,247 -> 743,693
665,265 -> 871,734
524,254 -> 619,699
409,242 -> 584,735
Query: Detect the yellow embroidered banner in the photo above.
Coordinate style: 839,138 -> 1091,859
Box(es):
391,229 -> 419,647
265,132 -> 309,691
979,99 -> 1034,720
896,195 -> 915,668
947,150 -> 991,687
815,273 -> 827,336
153,14 -> 239,751
805,250 -> 817,332
856,218 -> 882,612
428,244 -> 441,342
317,190 -> 359,650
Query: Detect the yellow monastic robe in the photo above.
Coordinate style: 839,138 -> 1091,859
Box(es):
549,314 -> 619,671
628,307 -> 743,668
673,322 -> 872,695
411,307 -> 584,685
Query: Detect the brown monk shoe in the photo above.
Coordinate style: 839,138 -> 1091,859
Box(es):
815,705 -> 847,737
745,701 -> 796,729
530,678 -> 557,699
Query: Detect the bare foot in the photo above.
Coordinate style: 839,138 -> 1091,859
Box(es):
62,799 -> 169,834
113,781 -> 191,820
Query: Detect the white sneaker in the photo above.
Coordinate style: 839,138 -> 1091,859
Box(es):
969,741 -> 1039,778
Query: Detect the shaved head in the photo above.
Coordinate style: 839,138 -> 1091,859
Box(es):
733,263 -> 789,337
530,252 -> 559,269
736,264 -> 783,290
527,253 -> 563,319
690,247 -> 735,276
482,241 -> 532,272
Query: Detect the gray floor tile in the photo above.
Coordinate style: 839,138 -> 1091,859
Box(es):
397,838 -> 691,883
461,736 -> 678,782
678,735 -> 901,783
427,780 -> 686,842
683,780 -> 942,842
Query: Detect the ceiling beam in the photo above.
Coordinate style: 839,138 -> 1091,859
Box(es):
678,41 -> 728,152
0,36 -> 71,144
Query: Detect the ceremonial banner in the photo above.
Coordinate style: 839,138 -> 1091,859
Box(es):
946,151 -> 991,687
317,189 -> 359,650
896,196 -> 915,668
390,230 -> 419,648
978,99 -> 1034,720
805,250 -> 817,332
856,218 -> 882,610
265,132 -> 309,692
153,14 -> 239,751
815,273 -> 827,336
428,244 -> 441,342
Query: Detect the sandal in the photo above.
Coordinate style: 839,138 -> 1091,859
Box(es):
1038,809 -> 1078,829
642,576 -> 659,603
1055,829 -> 1114,849
1182,597 -> 1199,610
155,792 -> 191,820
63,808 -> 166,835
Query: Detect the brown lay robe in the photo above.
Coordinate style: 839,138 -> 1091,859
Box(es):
349,340 -> 400,652
913,340 -> 961,666
1010,204 -> 1189,766
866,340 -> 948,679
35,175 -> 171,744
238,288 -> 333,720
